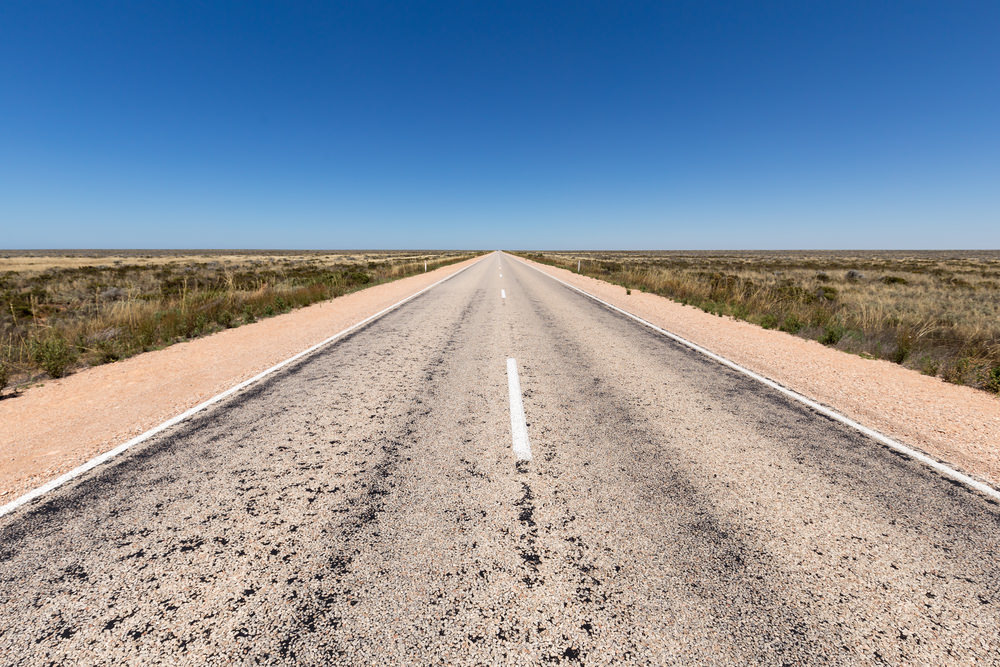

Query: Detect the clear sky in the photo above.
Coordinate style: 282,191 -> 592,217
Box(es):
2,1 -> 998,249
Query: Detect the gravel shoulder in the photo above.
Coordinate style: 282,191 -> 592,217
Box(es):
515,254 -> 1000,488
0,257 -> 481,502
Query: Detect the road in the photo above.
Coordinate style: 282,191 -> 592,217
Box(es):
2,252 -> 999,664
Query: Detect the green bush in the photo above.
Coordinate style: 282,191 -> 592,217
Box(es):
780,314 -> 803,333
893,331 -> 913,364
30,333 -> 77,378
815,285 -> 838,301
0,361 -> 8,393
919,356 -> 940,376
348,271 -> 371,285
819,324 -> 846,346
986,367 -> 1000,394
758,313 -> 778,330
95,339 -> 123,363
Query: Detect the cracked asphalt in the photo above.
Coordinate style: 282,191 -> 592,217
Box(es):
1,252 -> 999,665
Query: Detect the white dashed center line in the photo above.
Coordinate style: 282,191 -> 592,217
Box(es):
506,358 -> 532,461
501,289 -> 506,299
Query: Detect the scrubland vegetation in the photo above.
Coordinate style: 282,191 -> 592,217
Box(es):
0,250 -> 475,391
519,251 -> 1000,394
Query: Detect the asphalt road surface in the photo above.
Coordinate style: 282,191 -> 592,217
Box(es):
2,252 -> 999,665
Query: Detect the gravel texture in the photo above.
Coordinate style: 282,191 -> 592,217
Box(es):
0,258 -> 479,502
1,253 -> 999,664
518,255 -> 1000,488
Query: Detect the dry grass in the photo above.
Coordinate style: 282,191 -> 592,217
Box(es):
1,250 -> 477,391
517,250 -> 1000,394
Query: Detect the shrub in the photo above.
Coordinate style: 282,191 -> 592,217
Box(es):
893,331 -> 913,364
943,357 -> 972,385
30,333 -> 77,378
819,324 -> 846,345
0,361 -> 8,393
348,271 -> 371,285
986,367 -> 1000,394
881,275 -> 908,285
780,314 -> 803,333
919,356 -> 940,377
95,339 -> 123,363
815,285 -> 838,301
758,313 -> 778,330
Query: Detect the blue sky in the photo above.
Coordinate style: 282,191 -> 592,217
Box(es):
1,1 -> 998,249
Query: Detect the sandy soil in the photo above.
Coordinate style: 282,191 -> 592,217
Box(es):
519,256 -> 1000,488
0,257 -> 480,501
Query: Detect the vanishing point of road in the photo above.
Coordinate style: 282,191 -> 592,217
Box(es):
1,253 -> 999,664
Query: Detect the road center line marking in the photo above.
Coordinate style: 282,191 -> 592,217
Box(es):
507,253 -> 1000,503
501,289 -> 506,299
506,358 -> 532,461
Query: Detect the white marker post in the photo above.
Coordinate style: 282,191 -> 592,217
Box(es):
506,358 -> 532,461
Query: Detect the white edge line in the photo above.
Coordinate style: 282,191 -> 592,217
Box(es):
0,255 -> 488,519
506,253 -> 1000,503
506,357 -> 532,461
